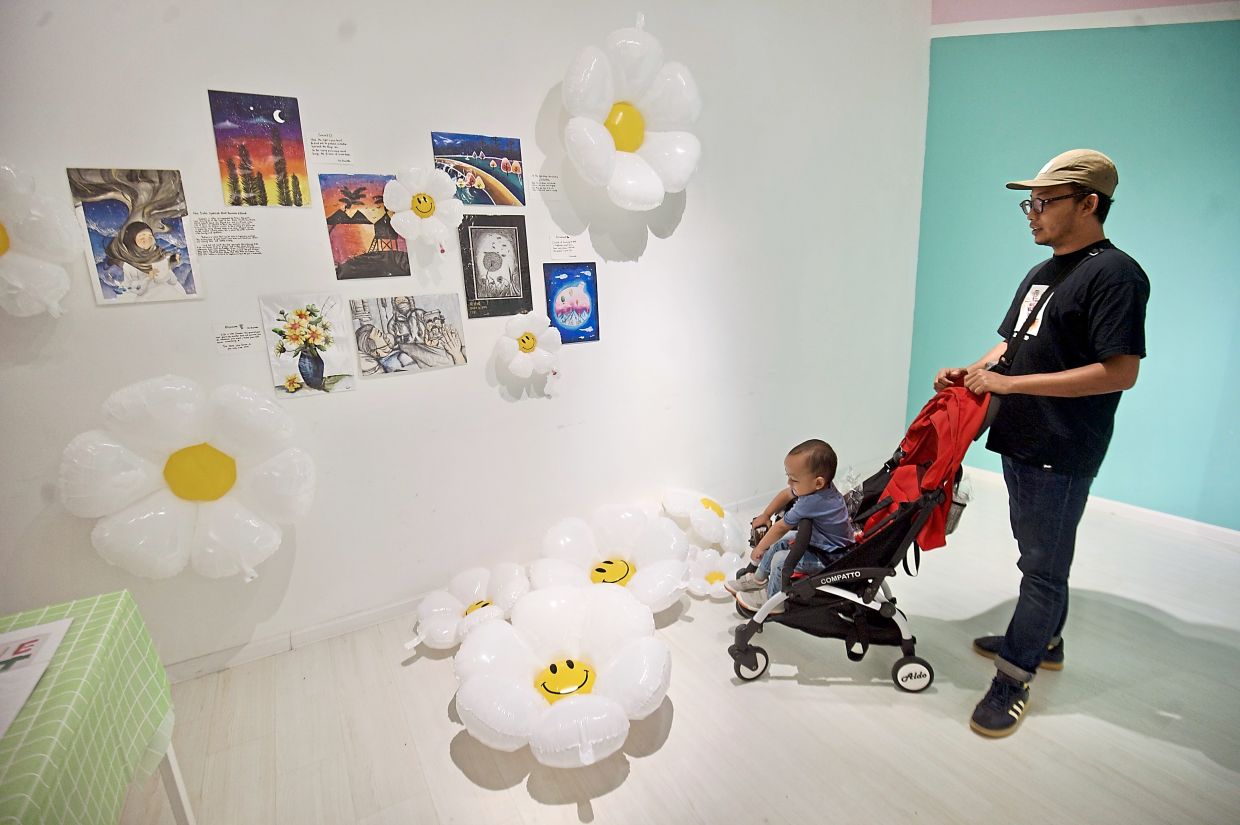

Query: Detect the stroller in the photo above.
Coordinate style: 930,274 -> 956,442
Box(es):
727,385 -> 992,691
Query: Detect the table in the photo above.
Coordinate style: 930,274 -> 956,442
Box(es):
0,591 -> 194,825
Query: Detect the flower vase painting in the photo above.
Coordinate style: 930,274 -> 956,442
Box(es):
259,293 -> 357,398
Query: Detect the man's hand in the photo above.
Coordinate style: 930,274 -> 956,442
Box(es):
963,367 -> 1015,396
934,367 -> 966,391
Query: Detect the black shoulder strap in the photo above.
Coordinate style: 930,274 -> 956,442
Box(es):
994,248 -> 1098,373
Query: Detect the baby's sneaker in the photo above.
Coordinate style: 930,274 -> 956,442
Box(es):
724,571 -> 768,595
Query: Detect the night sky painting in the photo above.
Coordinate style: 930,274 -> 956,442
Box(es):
209,90 -> 309,207
431,131 -> 525,207
543,262 -> 599,343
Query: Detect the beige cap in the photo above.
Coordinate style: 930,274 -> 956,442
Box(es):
1006,149 -> 1118,197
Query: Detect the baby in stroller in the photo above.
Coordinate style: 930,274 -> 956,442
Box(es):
724,439 -> 854,614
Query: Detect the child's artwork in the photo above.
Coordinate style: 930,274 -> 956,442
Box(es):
66,168 -> 199,305
259,294 -> 357,397
209,90 -> 309,207
432,131 -> 525,207
319,173 -> 409,279
544,262 -> 599,343
349,294 -> 467,377
458,215 -> 532,319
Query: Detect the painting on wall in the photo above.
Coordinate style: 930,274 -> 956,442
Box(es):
66,168 -> 199,305
349,293 -> 467,377
458,215 -> 532,319
209,90 -> 309,207
544,262 -> 599,343
432,132 -> 525,207
319,173 -> 409,279
259,293 -> 357,397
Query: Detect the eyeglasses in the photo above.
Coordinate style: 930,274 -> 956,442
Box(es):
1019,192 -> 1090,216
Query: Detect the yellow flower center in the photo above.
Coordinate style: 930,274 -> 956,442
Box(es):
589,558 -> 635,586
517,332 -> 537,353
0,221 -> 9,256
535,658 -> 595,704
410,192 -> 436,218
705,571 -> 726,585
463,599 -> 492,616
604,101 -> 645,153
163,443 -> 237,501
700,497 -> 725,518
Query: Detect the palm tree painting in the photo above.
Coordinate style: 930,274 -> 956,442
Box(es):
318,173 -> 409,279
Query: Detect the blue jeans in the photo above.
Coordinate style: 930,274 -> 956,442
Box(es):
998,455 -> 1093,679
757,538 -> 834,599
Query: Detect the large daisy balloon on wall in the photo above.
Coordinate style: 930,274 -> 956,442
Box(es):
533,507 -> 689,612
58,376 -> 315,581
0,162 -> 77,318
408,563 -> 530,651
384,167 -> 464,254
562,15 -> 702,211
454,585 -> 671,768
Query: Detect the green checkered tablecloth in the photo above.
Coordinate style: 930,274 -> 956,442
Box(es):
0,591 -> 173,825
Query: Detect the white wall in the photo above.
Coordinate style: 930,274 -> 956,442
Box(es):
0,0 -> 930,672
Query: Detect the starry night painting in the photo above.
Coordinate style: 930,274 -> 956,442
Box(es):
431,131 -> 525,207
209,90 -> 309,207
543,262 -> 599,343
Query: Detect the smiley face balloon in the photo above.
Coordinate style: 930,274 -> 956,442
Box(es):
534,658 -> 596,704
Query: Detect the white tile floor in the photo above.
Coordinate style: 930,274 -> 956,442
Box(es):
122,474 -> 1240,824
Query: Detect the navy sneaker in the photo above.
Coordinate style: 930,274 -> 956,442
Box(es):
970,672 -> 1030,738
972,635 -> 1064,671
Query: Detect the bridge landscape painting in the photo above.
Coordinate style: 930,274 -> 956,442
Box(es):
431,131 -> 525,207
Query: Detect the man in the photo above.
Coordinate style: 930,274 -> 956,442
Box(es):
933,149 -> 1150,737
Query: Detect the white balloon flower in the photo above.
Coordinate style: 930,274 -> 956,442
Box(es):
687,547 -> 747,600
562,16 -> 702,211
0,162 -> 77,318
408,563 -> 530,651
533,507 -> 689,613
494,312 -> 562,380
58,376 -> 316,581
383,167 -> 465,253
662,487 -> 748,555
454,585 -> 671,768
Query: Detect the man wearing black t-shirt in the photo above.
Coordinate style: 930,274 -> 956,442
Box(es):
933,149 -> 1150,737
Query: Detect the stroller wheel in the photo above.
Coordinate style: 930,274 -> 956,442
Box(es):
891,656 -> 934,692
732,645 -> 769,682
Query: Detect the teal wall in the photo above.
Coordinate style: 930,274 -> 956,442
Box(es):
908,21 -> 1240,530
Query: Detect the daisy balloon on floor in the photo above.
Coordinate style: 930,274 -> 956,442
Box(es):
454,585 -> 671,768
561,14 -> 702,211
662,487 -> 748,555
0,161 -> 77,318
406,563 -> 530,651
686,547 -> 746,600
533,506 -> 689,612
58,375 -> 316,581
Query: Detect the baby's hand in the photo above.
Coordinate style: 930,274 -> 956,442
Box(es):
750,514 -> 771,531
750,546 -> 765,563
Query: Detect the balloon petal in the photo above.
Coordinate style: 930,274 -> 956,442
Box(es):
449,566 -> 490,604
637,131 -> 701,194
591,505 -> 649,554
418,589 -> 465,622
427,168 -> 458,202
596,637 -> 671,720
207,384 -> 296,463
190,497 -> 281,580
626,559 -> 688,613
434,196 -> 464,230
529,693 -> 629,768
564,117 -> 617,188
510,587 -> 587,663
528,349 -> 556,376
383,178 -> 412,211
58,430 -> 162,518
529,557 -> 591,590
0,253 -> 70,318
418,615 -> 461,650
490,562 -> 530,610
507,354 -> 534,379
602,26 -> 665,101
631,516 -> 690,566
635,62 -> 702,131
390,210 -> 424,242
562,45 -> 615,120
607,152 -> 664,212
457,674 -> 547,752
235,447 -> 315,524
102,376 -> 211,460
542,517 -> 599,564
394,168 -> 428,196
455,619 -> 539,683
579,585 -> 655,655
91,489 -> 195,579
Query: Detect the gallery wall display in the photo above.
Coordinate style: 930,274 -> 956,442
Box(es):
66,168 -> 199,305
208,90 -> 309,208
431,132 -> 526,207
319,173 -> 410,279
458,214 -> 532,318
58,375 -> 317,581
260,294 -> 358,396
543,262 -> 599,343
349,293 -> 467,377
0,162 -> 76,318
561,17 -> 702,211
